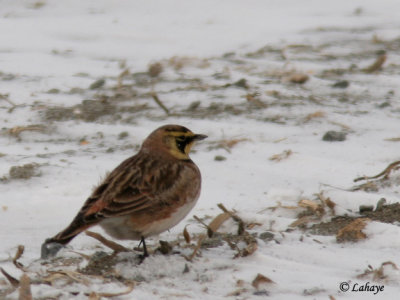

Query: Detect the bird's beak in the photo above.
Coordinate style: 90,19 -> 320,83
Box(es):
193,134 -> 208,141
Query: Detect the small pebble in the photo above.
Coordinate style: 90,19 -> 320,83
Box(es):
259,232 -> 274,242
89,79 -> 105,90
332,80 -> 349,88
214,155 -> 227,161
118,131 -> 129,140
47,88 -> 60,94
253,290 -> 269,296
322,131 -> 346,142
234,78 -> 248,89
359,205 -> 374,213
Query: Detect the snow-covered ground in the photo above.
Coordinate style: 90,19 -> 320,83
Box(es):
1,0 -> 400,299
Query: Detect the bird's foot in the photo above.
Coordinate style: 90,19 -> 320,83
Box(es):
137,252 -> 149,264
41,241 -> 64,259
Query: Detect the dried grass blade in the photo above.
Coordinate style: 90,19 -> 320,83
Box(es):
354,161 -> 400,182
85,231 -> 130,253
97,283 -> 135,297
0,267 -> 19,287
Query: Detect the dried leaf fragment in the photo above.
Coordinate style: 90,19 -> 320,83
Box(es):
241,241 -> 258,257
288,73 -> 309,84
18,274 -> 32,300
289,215 -> 314,228
269,149 -> 292,162
314,191 -> 336,215
336,218 -> 370,243
217,203 -> 245,235
13,245 -> 25,270
88,292 -> 100,300
183,226 -> 191,244
227,234 -> 258,258
252,273 -> 275,289
226,288 -> 248,297
298,199 -> 323,214
214,138 -> 249,152
207,212 -> 231,237
304,111 -> 325,122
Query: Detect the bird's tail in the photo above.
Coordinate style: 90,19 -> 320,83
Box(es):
41,211 -> 99,259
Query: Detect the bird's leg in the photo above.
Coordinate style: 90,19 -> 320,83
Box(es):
136,236 -> 149,262
140,236 -> 149,257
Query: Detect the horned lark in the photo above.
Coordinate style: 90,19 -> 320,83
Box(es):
41,124 -> 207,259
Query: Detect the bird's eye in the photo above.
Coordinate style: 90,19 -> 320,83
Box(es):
175,136 -> 187,153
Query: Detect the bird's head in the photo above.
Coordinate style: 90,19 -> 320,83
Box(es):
141,124 -> 207,160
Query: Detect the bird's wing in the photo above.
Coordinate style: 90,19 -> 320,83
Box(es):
82,154 -> 190,219
46,154 -> 196,245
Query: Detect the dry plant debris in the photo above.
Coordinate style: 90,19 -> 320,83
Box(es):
384,137 -> 400,142
269,149 -> 293,162
8,164 -> 41,180
183,226 -> 191,244
7,125 -> 47,138
352,161 -> 400,192
336,218 -> 370,243
208,138 -> 249,152
287,73 -> 309,84
357,261 -> 398,281
18,274 -> 32,300
304,111 -> 325,122
85,231 -> 130,253
354,161 -> 400,182
13,245 -> 25,270
251,273 -> 275,289
88,283 -> 135,299
287,192 -> 337,229
206,212 -> 231,237
182,234 -> 206,262
148,62 -> 163,77
150,92 -> 170,115
0,267 -> 19,287
188,203 -> 259,260
363,53 -> 387,73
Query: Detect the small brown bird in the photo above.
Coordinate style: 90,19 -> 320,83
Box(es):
41,124 -> 207,259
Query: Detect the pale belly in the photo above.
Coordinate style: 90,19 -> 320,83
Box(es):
99,199 -> 198,240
